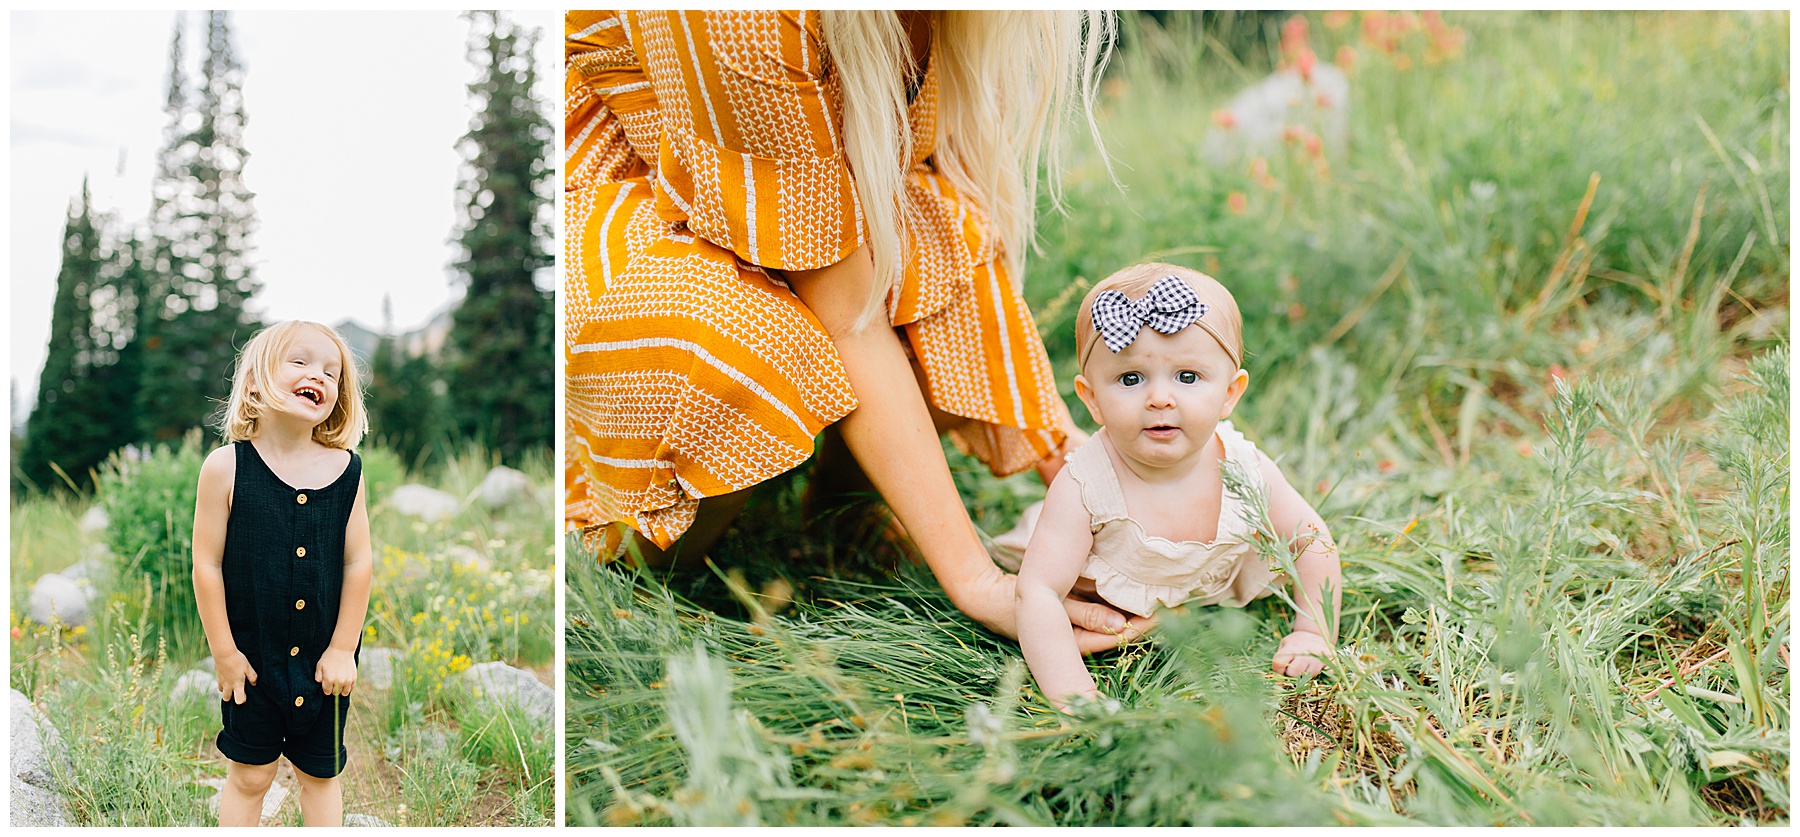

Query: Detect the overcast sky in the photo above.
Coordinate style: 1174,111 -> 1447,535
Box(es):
10,10 -> 558,425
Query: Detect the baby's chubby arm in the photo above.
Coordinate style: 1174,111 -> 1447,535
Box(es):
317,477 -> 373,697
193,446 -> 257,704
1259,451 -> 1341,677
1016,471 -> 1108,709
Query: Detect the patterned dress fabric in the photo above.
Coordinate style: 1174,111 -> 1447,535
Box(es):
566,10 -> 1067,556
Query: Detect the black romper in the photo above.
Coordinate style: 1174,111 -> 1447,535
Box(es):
216,440 -> 361,778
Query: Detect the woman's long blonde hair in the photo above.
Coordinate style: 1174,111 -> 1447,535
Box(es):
820,10 -> 1115,331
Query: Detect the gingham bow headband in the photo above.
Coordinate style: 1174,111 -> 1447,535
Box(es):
1082,275 -> 1241,369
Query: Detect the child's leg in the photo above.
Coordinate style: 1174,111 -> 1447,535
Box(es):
292,764 -> 343,827
219,759 -> 278,826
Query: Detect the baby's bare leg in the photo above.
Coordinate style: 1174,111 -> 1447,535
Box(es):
219,759 -> 277,826
292,763 -> 342,827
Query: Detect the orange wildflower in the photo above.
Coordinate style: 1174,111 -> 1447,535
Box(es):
1212,109 -> 1238,130
1227,191 -> 1248,214
1323,10 -> 1352,29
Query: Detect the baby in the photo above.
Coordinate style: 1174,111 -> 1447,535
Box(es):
1014,263 -> 1341,709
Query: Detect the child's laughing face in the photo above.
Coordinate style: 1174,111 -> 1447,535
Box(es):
269,326 -> 342,425
1075,325 -> 1247,476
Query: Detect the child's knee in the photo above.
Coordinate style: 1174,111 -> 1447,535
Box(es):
291,764 -> 341,788
226,760 -> 278,794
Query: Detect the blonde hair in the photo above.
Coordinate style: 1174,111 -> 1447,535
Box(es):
220,321 -> 368,450
820,10 -> 1116,331
1075,262 -> 1245,373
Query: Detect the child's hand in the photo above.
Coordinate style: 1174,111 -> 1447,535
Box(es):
1273,630 -> 1333,678
214,650 -> 258,704
316,648 -> 357,697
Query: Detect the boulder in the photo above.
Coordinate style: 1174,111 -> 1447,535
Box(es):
477,466 -> 533,508
455,661 -> 553,723
359,648 -> 403,690
27,573 -> 92,628
60,552 -> 111,585
11,775 -> 70,826
173,670 -> 220,704
444,545 -> 491,573
1203,63 -> 1350,168
11,689 -> 63,789
388,485 -> 460,523
203,776 -> 287,821
78,505 -> 109,534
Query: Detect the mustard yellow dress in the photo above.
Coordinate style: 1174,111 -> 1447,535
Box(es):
566,10 -> 1066,558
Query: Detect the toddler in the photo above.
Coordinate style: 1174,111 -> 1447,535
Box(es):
1014,263 -> 1341,709
191,321 -> 373,825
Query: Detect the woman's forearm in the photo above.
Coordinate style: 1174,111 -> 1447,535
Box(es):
786,246 -> 1005,616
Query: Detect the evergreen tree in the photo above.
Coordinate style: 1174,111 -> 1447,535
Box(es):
367,296 -> 444,467
443,11 -> 553,462
137,11 -> 261,443
20,182 -> 116,492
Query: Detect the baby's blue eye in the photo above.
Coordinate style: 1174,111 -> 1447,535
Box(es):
1178,371 -> 1199,384
1119,372 -> 1143,387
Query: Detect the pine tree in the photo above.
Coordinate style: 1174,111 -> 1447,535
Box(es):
20,182 -> 116,492
137,12 -> 261,443
367,296 -> 444,467
443,11 -> 553,462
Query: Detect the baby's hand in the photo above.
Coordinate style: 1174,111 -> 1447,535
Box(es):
214,650 -> 258,705
1273,630 -> 1333,678
316,648 -> 357,697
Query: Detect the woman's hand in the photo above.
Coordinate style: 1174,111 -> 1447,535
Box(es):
214,649 -> 258,705
315,647 -> 358,697
1273,629 -> 1332,677
953,564 -> 1154,654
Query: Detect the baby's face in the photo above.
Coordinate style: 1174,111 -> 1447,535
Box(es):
1075,324 -> 1246,474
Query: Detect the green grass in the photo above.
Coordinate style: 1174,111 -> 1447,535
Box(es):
566,11 -> 1788,826
9,443 -> 555,827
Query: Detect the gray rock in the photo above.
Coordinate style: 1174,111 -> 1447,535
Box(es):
388,485 -> 460,522
61,553 -> 110,584
201,776 -> 288,821
476,466 -> 533,508
27,573 -> 91,628
173,670 -> 220,704
78,505 -> 109,534
359,648 -> 403,690
11,774 -> 70,826
455,661 -> 553,723
1203,63 -> 1351,168
345,813 -> 393,827
444,544 -> 491,573
11,689 -> 63,789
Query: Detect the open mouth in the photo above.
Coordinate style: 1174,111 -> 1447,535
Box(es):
294,386 -> 324,406
1144,424 -> 1181,437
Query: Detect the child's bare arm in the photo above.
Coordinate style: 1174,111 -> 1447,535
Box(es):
193,446 -> 256,703
1259,452 -> 1341,676
1016,472 -> 1104,708
317,477 -> 373,697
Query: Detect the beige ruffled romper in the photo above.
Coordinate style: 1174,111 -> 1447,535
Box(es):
995,421 -> 1284,617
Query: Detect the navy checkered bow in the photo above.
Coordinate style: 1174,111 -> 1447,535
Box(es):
1091,275 -> 1208,354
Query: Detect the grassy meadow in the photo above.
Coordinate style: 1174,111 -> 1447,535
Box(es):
566,11 -> 1789,827
9,441 -> 555,826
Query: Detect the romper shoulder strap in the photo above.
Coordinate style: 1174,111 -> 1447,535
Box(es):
1063,434 -> 1129,530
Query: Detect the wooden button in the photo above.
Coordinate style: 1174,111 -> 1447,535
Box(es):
297,493 -> 308,505
296,546 -> 306,558
290,646 -> 300,657
294,696 -> 304,707
295,599 -> 306,610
